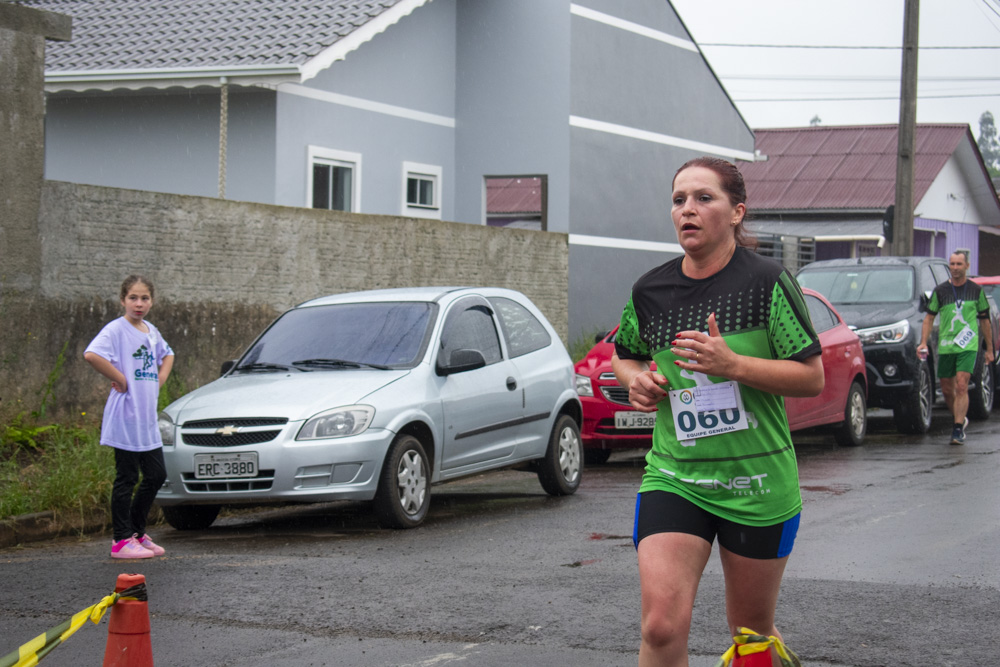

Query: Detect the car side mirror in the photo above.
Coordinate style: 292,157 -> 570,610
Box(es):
594,331 -> 609,344
221,359 -> 236,376
437,349 -> 487,376
918,292 -> 930,313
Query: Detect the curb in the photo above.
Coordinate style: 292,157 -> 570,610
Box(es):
0,510 -> 108,549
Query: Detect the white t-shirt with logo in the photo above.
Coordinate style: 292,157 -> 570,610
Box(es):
85,317 -> 174,451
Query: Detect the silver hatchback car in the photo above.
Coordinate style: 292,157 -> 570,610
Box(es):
156,287 -> 582,529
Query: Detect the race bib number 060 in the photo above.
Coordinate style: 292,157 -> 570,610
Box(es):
667,380 -> 748,442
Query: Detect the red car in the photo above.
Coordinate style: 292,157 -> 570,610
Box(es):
575,288 -> 868,463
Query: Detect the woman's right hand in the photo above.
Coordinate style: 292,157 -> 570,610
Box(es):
626,370 -> 669,412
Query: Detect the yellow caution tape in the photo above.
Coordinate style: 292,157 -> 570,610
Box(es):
0,583 -> 146,667
715,627 -> 803,667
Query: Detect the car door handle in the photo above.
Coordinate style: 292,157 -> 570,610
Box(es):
506,377 -> 517,391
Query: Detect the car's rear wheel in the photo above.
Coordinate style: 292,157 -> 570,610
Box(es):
893,360 -> 933,434
161,504 -> 221,530
583,448 -> 612,465
967,349 -> 994,420
537,415 -> 582,496
373,434 -> 431,529
833,381 -> 867,447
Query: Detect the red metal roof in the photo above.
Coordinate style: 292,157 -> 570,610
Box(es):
741,124 -> 969,211
486,177 -> 543,214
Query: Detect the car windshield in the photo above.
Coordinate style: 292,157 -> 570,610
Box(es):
237,302 -> 435,371
797,268 -> 915,304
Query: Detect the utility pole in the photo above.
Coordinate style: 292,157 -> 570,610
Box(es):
890,0 -> 919,257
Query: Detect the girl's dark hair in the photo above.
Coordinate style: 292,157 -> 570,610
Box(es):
120,274 -> 154,300
673,156 -> 758,251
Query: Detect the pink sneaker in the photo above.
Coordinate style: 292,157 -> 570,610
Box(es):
110,536 -> 154,559
137,533 -> 165,556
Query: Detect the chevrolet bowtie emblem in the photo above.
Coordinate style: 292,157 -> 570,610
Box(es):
216,425 -> 240,436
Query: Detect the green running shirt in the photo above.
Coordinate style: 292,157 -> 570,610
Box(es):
615,248 -> 821,526
926,280 -> 989,355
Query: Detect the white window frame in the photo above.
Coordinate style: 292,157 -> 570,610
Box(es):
307,146 -> 362,212
401,161 -> 442,220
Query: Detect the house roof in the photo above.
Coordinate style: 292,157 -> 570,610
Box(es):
741,124 -> 973,212
486,178 -> 543,215
14,0 -> 429,91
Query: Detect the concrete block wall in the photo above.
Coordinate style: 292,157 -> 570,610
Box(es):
0,181 -> 568,421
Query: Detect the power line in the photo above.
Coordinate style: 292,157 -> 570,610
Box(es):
733,92 -> 1000,102
699,43 -> 1000,49
721,74 -> 1000,82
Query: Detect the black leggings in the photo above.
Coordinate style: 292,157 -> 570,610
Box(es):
112,447 -> 167,541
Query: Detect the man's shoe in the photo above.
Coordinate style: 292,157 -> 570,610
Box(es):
950,424 -> 966,446
137,533 -> 165,556
111,536 -> 154,559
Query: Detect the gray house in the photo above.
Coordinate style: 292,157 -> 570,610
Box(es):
22,0 -> 754,341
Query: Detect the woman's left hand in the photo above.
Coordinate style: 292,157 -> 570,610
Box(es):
671,312 -> 737,377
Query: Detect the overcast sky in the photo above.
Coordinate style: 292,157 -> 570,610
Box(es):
670,0 -> 1000,140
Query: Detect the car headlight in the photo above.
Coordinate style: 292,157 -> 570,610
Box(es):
575,373 -> 594,397
297,405 -> 375,440
158,411 -> 175,446
854,319 -> 910,345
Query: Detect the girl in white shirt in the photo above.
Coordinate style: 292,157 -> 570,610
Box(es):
85,275 -> 174,559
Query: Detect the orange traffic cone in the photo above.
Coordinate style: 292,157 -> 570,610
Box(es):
102,573 -> 153,666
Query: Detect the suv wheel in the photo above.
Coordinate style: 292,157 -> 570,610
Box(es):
893,360 -> 933,434
968,349 -> 994,420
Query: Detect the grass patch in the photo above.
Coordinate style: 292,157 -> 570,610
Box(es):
1,417 -> 113,527
569,328 -> 610,363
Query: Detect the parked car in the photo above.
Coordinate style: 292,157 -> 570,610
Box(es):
156,287 -> 582,530
970,275 -> 1000,410
797,256 -> 995,432
574,288 -> 867,463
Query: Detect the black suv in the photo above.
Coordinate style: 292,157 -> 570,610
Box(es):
797,256 -> 995,434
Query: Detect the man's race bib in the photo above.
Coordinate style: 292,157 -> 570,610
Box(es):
953,324 -> 975,349
667,380 -> 749,442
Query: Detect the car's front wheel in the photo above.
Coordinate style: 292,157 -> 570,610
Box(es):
893,360 -> 933,434
161,504 -> 221,530
373,434 -> 431,529
537,415 -> 582,496
967,349 -> 994,420
833,380 -> 867,446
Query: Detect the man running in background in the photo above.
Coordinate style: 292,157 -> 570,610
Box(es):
918,251 -> 994,445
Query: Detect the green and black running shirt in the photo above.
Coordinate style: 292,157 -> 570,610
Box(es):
926,280 -> 990,355
615,247 -> 821,526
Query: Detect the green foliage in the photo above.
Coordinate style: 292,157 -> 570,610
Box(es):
3,413 -> 55,449
158,371 -> 189,411
0,420 -> 113,523
34,341 -> 69,421
978,111 -> 1000,174
569,328 -> 609,363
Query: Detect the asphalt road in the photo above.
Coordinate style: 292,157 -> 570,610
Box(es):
1,406 -> 998,666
